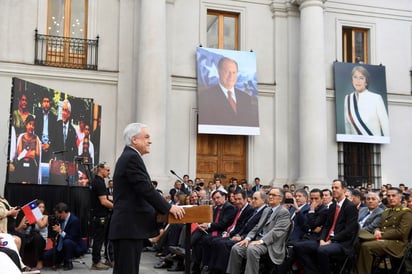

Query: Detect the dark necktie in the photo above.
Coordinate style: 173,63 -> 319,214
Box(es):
227,90 -> 237,113
63,124 -> 67,144
227,209 -> 241,233
212,207 -> 222,236
359,211 -> 371,227
326,204 -> 341,241
57,219 -> 67,251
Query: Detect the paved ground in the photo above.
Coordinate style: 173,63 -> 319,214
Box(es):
39,250 -> 183,274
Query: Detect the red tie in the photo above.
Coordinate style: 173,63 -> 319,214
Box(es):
212,207 -> 222,236
326,204 -> 341,241
227,90 -> 237,113
226,209 -> 241,233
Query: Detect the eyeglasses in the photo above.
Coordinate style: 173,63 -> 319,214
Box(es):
268,193 -> 281,197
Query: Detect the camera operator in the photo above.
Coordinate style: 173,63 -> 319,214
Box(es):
90,162 -> 113,270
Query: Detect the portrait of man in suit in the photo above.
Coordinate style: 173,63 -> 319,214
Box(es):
197,48 -> 260,135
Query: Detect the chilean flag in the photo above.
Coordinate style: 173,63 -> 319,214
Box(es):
21,200 -> 43,224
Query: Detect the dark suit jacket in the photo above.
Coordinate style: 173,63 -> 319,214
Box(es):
208,201 -> 236,235
236,205 -> 267,238
198,85 -> 259,127
108,146 -> 171,240
290,203 -> 310,241
60,213 -> 87,254
302,204 -> 329,240
229,203 -> 254,237
34,108 -> 57,162
320,199 -> 358,253
53,120 -> 77,162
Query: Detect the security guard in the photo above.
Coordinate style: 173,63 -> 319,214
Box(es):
357,187 -> 412,274
90,162 -> 113,270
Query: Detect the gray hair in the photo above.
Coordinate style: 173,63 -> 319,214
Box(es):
123,123 -> 147,146
366,191 -> 381,201
63,99 -> 71,113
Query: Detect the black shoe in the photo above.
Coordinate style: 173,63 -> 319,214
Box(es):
154,261 -> 173,269
63,262 -> 73,271
169,246 -> 186,256
168,264 -> 185,271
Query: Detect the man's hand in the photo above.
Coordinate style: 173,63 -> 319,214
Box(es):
169,205 -> 185,220
319,239 -> 331,246
236,239 -> 249,247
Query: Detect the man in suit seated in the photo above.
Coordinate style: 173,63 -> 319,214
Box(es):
227,187 -> 291,274
200,190 -> 255,272
191,190 -> 236,274
358,191 -> 384,234
293,179 -> 359,274
44,202 -> 87,271
207,190 -> 267,274
357,187 -> 412,274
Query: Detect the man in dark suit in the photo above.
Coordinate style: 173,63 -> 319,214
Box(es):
293,179 -> 358,274
201,190 -> 254,270
44,202 -> 87,271
34,94 -> 57,163
108,123 -> 184,274
191,190 -> 236,273
198,57 -> 259,127
49,99 -> 77,185
227,187 -> 291,274
208,190 -> 268,274
53,99 -> 77,162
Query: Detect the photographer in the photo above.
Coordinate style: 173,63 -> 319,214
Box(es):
16,199 -> 48,270
90,162 -> 113,270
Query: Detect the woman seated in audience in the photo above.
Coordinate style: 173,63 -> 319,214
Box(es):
16,199 -> 48,270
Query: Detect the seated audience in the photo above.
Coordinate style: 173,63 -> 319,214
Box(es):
16,199 -> 48,270
191,190 -> 236,273
357,187 -> 412,274
293,179 -> 358,274
227,187 -> 291,274
207,190 -> 267,274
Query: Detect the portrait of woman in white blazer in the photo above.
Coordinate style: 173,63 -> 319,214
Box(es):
344,66 -> 389,137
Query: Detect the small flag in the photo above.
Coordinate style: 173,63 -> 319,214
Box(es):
21,200 -> 43,224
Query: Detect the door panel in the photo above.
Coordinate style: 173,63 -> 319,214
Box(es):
196,134 -> 246,187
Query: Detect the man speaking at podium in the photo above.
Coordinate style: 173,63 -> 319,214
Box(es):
108,123 -> 185,274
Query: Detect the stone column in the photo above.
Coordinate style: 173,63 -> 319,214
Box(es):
136,0 -> 168,176
296,0 -> 329,187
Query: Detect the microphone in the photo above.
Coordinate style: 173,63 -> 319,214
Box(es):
170,170 -> 184,182
53,150 -> 67,154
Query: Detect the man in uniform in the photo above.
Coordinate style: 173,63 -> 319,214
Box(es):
357,187 -> 412,274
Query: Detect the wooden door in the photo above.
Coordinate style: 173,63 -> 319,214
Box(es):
196,134 -> 247,187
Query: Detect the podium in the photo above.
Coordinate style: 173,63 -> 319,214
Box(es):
167,205 -> 212,274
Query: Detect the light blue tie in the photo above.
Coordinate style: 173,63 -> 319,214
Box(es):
56,219 -> 66,251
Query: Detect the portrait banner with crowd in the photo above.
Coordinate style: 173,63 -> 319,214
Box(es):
197,47 -> 260,135
7,78 -> 102,186
334,62 -> 390,144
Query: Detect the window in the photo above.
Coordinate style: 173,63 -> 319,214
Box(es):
207,10 -> 239,50
338,143 -> 381,188
342,27 -> 369,63
45,0 -> 90,68
340,26 -> 381,188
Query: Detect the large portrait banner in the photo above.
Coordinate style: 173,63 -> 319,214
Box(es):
334,62 -> 390,144
7,78 -> 102,186
197,47 -> 260,135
